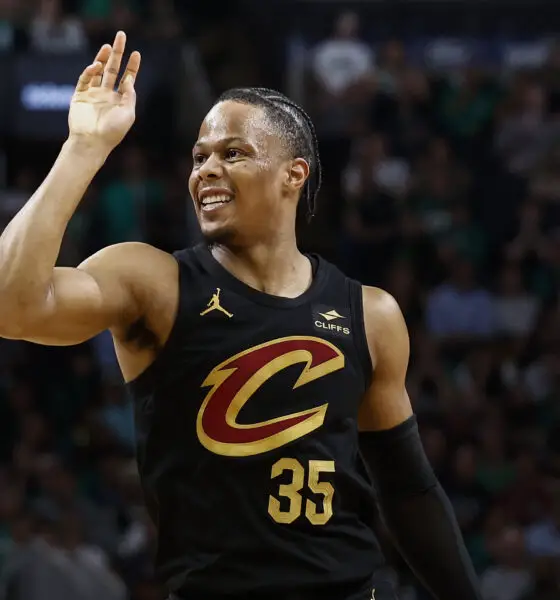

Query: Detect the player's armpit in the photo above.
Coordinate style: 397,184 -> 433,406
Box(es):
4,242 -> 167,346
358,286 -> 412,432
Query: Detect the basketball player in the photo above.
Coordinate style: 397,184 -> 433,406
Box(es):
0,33 -> 481,600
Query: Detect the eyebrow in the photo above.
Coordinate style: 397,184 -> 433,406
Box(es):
193,136 -> 250,149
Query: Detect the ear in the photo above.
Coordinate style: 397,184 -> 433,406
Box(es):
287,158 -> 310,192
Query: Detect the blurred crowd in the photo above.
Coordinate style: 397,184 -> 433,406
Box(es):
1,2 -> 560,600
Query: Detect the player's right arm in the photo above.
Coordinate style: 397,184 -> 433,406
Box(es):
0,32 -> 143,345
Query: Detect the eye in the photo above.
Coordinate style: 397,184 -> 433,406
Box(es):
225,148 -> 243,160
193,154 -> 206,165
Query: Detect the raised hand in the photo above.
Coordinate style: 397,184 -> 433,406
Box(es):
69,31 -> 141,152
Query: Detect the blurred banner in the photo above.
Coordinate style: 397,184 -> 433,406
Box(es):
289,35 -> 555,71
1,49 -> 168,139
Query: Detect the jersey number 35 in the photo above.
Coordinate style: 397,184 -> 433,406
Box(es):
268,458 -> 335,526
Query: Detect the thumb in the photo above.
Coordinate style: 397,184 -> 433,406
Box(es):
120,74 -> 136,104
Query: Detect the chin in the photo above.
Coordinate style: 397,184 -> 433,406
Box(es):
201,224 -> 238,247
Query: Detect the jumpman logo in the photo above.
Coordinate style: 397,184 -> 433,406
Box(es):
200,288 -> 233,318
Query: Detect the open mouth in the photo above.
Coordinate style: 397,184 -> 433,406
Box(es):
200,194 -> 233,211
198,187 -> 235,213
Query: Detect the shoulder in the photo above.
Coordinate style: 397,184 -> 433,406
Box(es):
79,244 -> 181,363
78,242 -> 179,321
78,242 -> 177,284
361,285 -> 409,372
361,286 -> 407,333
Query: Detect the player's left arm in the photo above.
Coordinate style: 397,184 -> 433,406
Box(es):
358,286 -> 482,600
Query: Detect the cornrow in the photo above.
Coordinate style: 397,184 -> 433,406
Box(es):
216,87 -> 322,221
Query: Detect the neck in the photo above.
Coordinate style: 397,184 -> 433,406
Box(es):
210,236 -> 312,298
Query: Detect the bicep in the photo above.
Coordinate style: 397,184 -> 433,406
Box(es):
358,287 -> 413,432
15,247 -> 138,346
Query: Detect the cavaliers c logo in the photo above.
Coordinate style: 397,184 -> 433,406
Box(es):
196,336 -> 345,457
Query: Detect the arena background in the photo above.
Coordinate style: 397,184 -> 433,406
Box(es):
1,1 -> 560,599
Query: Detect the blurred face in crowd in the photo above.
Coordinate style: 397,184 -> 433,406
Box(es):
380,40 -> 405,69
385,260 -> 415,300
494,527 -> 527,568
522,83 -> 545,114
189,101 -> 308,246
334,12 -> 360,39
399,68 -> 430,100
36,456 -> 76,502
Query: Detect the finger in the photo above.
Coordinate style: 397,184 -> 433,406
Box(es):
101,30 -> 126,89
75,62 -> 103,93
90,43 -> 112,87
117,51 -> 141,95
120,73 -> 137,107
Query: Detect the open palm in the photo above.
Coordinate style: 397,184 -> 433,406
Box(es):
69,31 -> 141,150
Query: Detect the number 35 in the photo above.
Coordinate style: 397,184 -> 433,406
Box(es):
268,458 -> 335,526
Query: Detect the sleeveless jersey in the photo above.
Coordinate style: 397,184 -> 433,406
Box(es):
127,244 -> 386,599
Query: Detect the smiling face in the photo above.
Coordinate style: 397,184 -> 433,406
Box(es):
188,100 -> 309,246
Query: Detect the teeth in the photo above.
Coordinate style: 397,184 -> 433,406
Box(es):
201,194 -> 232,206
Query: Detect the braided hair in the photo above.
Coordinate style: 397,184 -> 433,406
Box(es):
216,87 -> 322,221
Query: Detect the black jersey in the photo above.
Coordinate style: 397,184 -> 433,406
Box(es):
127,244 -> 387,599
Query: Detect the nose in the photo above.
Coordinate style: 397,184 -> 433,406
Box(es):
198,153 -> 223,180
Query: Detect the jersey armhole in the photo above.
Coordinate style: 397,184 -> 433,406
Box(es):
348,278 -> 374,392
125,250 -> 189,395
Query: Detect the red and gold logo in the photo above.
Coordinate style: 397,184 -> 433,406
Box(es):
196,336 -> 345,457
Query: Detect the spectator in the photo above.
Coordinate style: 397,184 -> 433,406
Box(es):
494,263 -> 540,339
0,512 -> 126,600
495,79 -> 558,175
97,384 -> 135,453
0,0 -> 24,52
29,0 -> 87,54
144,0 -> 182,42
476,420 -> 516,497
425,258 -> 497,341
343,133 -> 410,199
31,455 -> 119,553
526,495 -> 560,558
97,147 -> 164,246
437,67 -> 498,147
480,526 -> 534,600
500,451 -> 550,526
375,39 -> 407,97
311,11 -> 373,98
310,11 -> 375,149
371,67 -> 435,157
447,444 -> 490,541
80,0 -> 138,46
